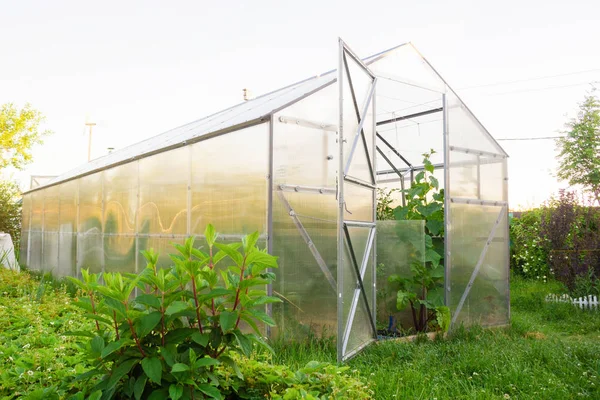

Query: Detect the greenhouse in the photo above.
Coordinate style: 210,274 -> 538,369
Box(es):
20,40 -> 509,362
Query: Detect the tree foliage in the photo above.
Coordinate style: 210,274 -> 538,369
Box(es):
0,180 -> 21,250
0,103 -> 50,170
556,94 -> 600,204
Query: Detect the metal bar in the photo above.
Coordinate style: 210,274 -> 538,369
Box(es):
449,146 -> 507,159
278,184 -> 336,196
342,225 -> 377,335
337,37 -> 346,364
502,158 -> 511,322
341,227 -> 375,354
442,94 -> 450,308
376,107 -> 443,127
375,132 -> 413,168
370,86 -> 377,332
373,71 -> 444,93
341,338 -> 375,362
451,206 -> 507,326
277,115 -> 337,132
277,191 -> 337,291
377,163 -> 444,177
341,40 -> 377,79
476,155 -> 481,200
344,176 -> 376,189
450,198 -> 508,207
375,147 -> 406,207
266,116 -> 274,338
344,220 -> 376,228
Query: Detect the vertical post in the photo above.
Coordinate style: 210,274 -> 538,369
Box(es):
503,158 -> 510,321
442,93 -> 451,309
41,193 -> 45,271
187,146 -> 193,237
371,83 -> 377,337
76,179 -> 80,278
26,195 -> 32,268
100,171 -> 105,274
337,39 -> 346,363
135,160 -> 140,276
266,116 -> 275,337
476,155 -> 481,199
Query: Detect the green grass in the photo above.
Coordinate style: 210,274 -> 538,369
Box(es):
272,276 -> 600,399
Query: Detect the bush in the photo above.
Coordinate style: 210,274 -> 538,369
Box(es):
510,209 -> 549,280
0,180 -> 21,257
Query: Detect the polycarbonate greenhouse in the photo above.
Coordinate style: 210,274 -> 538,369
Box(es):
20,40 -> 510,361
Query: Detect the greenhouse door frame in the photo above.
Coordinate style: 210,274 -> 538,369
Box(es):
337,39 -> 378,362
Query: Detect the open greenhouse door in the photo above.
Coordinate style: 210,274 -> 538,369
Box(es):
337,39 -> 378,362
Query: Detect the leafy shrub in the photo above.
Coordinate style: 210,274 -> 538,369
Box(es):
376,188 -> 398,221
68,225 -> 281,399
509,209 -> 549,280
0,180 -> 21,257
539,191 -> 600,294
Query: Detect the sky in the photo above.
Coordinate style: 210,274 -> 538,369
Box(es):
2,0 -> 600,209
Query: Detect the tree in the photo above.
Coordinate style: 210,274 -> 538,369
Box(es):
0,103 -> 51,170
556,94 -> 600,204
0,180 -> 21,249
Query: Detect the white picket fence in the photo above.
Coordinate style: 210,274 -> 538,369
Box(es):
545,293 -> 599,310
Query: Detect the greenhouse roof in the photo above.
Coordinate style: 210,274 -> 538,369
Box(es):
29,42 -> 506,193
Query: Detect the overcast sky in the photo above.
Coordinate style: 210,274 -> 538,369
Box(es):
2,0 -> 600,208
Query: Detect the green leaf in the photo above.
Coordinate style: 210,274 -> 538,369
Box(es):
141,357 -> 162,385
165,301 -> 191,316
248,296 -> 282,307
425,248 -> 442,266
416,202 -> 442,217
393,206 -> 410,221
415,171 -> 425,183
220,311 -> 238,333
101,338 -> 132,359
107,358 -> 138,390
160,345 -> 177,367
134,375 -> 147,400
135,294 -> 161,309
197,288 -> 232,303
233,330 -> 252,356
396,291 -> 416,311
164,328 -> 196,344
436,306 -> 451,332
242,231 -> 260,254
245,309 -> 275,327
205,224 -> 218,247
191,332 -> 209,347
136,311 -> 163,338
87,391 -> 102,400
194,357 -> 220,368
171,363 -> 190,373
429,175 -> 439,189
426,219 -> 444,236
148,389 -> 169,400
214,243 -> 243,266
198,384 -> 223,400
169,384 -> 183,400
90,335 -> 105,355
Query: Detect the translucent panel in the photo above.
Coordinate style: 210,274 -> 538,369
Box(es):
22,194 -> 32,232
343,182 -> 374,222
139,149 -> 188,236
30,191 -> 43,232
104,235 -> 136,274
137,236 -> 185,271
479,158 -> 507,202
59,180 -> 78,233
273,84 -> 337,188
270,190 -> 338,339
446,90 -> 505,155
448,204 -> 509,327
29,232 -> 43,271
77,234 -> 103,274
104,162 -> 138,235
448,152 -> 479,199
57,233 -> 77,277
376,220 -> 426,330
43,186 -> 60,232
19,231 -> 29,267
191,124 -> 268,235
79,174 -> 103,235
42,232 -> 59,272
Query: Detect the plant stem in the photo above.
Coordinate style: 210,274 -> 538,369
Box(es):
191,277 -> 204,334
88,290 -> 100,332
124,303 -> 145,357
112,310 -> 120,340
160,291 -> 166,346
232,255 -> 248,312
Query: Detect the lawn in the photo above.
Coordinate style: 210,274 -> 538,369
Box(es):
1,270 -> 599,399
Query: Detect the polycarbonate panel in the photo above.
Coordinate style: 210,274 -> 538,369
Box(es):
19,231 -> 29,267
57,233 -> 77,277
77,234 -> 103,274
343,182 -> 374,222
78,173 -> 103,235
29,232 -> 42,271
42,186 -> 59,232
104,162 -> 138,235
191,124 -> 268,235
270,190 -> 338,339
59,180 -> 78,233
479,158 -> 506,201
376,220 -> 426,331
30,191 -> 43,232
139,149 -> 188,236
22,194 -> 32,233
273,84 -> 338,188
42,232 -> 59,272
446,91 -> 505,155
448,204 -> 509,326
104,235 -> 136,274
